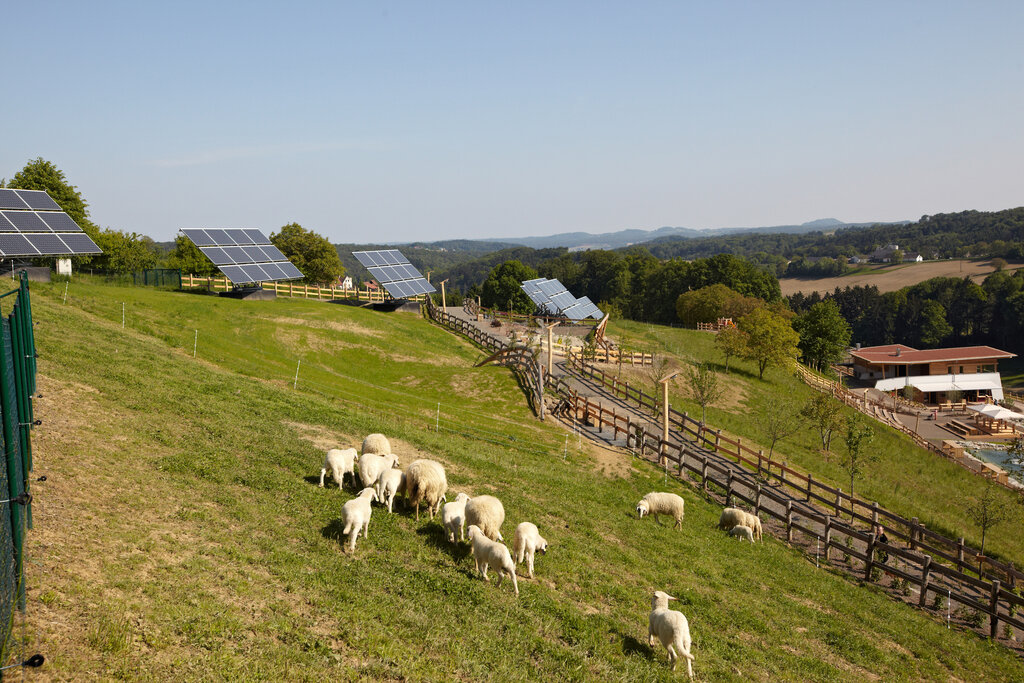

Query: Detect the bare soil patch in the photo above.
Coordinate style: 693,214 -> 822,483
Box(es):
780,259 -> 1024,297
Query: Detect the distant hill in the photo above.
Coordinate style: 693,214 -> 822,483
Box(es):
491,218 -> 900,251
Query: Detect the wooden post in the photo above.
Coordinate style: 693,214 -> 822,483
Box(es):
440,279 -> 448,309
871,502 -> 879,527
757,449 -> 763,477
715,429 -> 722,453
910,517 -> 919,550
865,533 -> 877,581
785,500 -> 793,544
957,537 -> 965,574
835,488 -> 842,517
755,485 -> 762,519
807,473 -> 813,502
824,515 -> 833,561
990,579 -> 1001,639
919,555 -> 932,607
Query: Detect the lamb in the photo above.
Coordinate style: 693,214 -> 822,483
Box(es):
319,447 -> 357,490
361,433 -> 391,455
340,487 -> 379,553
375,468 -> 406,513
405,459 -> 448,521
465,495 -> 505,541
512,522 -> 548,579
468,524 -> 518,596
441,492 -> 471,542
358,452 -> 400,489
636,492 -> 685,530
648,590 -> 695,678
718,507 -> 762,542
728,525 -> 755,542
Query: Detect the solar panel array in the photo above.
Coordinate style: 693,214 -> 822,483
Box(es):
180,228 -> 304,284
353,250 -> 435,299
0,188 -> 102,257
519,278 -> 603,321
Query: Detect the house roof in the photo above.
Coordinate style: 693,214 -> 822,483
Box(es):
850,344 -> 1016,366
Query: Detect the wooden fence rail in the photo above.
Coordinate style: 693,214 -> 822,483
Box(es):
180,274 -> 426,304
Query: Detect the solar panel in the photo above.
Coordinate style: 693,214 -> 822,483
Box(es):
180,228 -> 305,284
0,189 -> 102,256
518,277 -> 602,320
352,249 -> 435,300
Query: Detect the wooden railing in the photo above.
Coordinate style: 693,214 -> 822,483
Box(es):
564,353 -> 1024,591
180,274 -> 425,303
562,346 -> 653,366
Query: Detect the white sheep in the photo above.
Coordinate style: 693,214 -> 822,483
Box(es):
319,447 -> 357,490
405,459 -> 448,521
718,507 -> 762,542
468,524 -> 519,596
441,492 -> 471,542
340,487 -> 379,553
648,590 -> 695,678
728,525 -> 755,542
636,492 -> 685,530
375,468 -> 406,513
465,495 -> 505,541
361,433 -> 391,455
512,522 -> 548,579
358,452 -> 400,489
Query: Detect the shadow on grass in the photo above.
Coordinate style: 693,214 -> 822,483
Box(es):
416,522 -> 472,563
321,519 -> 347,545
613,628 -> 652,659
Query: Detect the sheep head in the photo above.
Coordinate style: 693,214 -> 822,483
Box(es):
636,500 -> 650,518
358,487 -> 379,501
651,590 -> 677,610
467,524 -> 482,541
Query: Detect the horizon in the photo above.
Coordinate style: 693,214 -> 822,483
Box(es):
5,3 -> 1023,243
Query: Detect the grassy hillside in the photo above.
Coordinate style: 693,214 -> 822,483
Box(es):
13,278 -> 1024,680
608,319 -> 1024,565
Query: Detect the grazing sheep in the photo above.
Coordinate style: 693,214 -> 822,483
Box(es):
358,452 -> 400,489
319,447 -> 357,490
468,524 -> 518,596
512,522 -> 548,579
375,468 -> 406,513
636,492 -> 685,530
728,525 -> 755,542
718,507 -> 762,542
405,459 -> 448,521
441,492 -> 471,542
465,495 -> 505,541
361,433 -> 391,455
648,590 -> 695,678
340,487 -> 379,553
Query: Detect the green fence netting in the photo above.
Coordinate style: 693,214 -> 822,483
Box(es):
132,268 -> 182,288
0,271 -> 37,670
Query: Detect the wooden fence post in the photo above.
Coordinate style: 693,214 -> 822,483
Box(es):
910,517 -> 919,550
806,473 -> 813,502
871,502 -> 879,528
990,579 -> 1001,639
715,430 -> 721,453
757,449 -> 763,477
919,555 -> 932,607
864,532 -> 877,581
835,487 -> 842,518
786,500 -> 793,544
824,515 -> 833,562
957,537 -> 965,574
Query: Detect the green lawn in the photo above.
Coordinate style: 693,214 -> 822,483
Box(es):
12,277 -> 1024,680
608,319 -> 1024,566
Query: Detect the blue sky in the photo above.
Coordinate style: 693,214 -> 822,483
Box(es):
5,2 -> 1023,243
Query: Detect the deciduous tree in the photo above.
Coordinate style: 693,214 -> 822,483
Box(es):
800,394 -> 843,453
964,482 -> 1012,557
794,300 -> 852,372
760,397 -> 804,466
166,235 -> 217,276
480,260 -> 538,313
682,361 -> 723,425
840,415 -> 875,506
715,324 -> 746,373
271,223 -> 344,286
736,308 -> 800,379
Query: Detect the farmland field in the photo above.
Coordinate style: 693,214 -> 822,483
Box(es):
10,277 -> 1024,681
779,259 -> 1023,296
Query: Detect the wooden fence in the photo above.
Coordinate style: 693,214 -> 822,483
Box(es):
563,346 -> 653,366
565,353 -> 1024,590
180,274 -> 424,303
565,389 -> 1024,641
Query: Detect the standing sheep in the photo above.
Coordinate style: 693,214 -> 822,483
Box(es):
405,459 -> 448,521
742,511 -> 763,542
468,525 -> 519,596
361,433 -> 391,455
512,522 -> 548,579
728,525 -> 755,542
358,452 -> 400,489
648,590 -> 695,678
375,468 -> 406,513
340,487 -> 379,553
636,492 -> 685,530
441,492 -> 471,542
718,507 -> 761,541
319,447 -> 357,490
465,495 -> 505,541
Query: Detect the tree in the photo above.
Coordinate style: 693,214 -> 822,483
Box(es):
794,300 -> 852,372
682,362 -> 723,425
480,260 -> 538,313
991,257 -> 1008,272
715,324 -> 746,373
840,415 -> 875,506
166,235 -> 217,276
918,300 -> 952,347
800,394 -> 843,453
270,223 -> 344,286
759,396 -> 804,466
736,308 -> 800,379
964,482 -> 1012,557
94,230 -> 158,274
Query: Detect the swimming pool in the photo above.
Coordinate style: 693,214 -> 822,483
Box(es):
970,447 -> 1023,483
